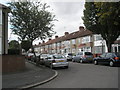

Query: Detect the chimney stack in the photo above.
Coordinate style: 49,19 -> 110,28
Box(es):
49,38 -> 51,41
64,32 -> 69,35
79,26 -> 85,32
39,42 -> 41,44
42,41 -> 45,43
55,36 -> 58,39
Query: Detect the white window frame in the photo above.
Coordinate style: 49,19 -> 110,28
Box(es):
72,39 -> 75,44
65,41 -> 70,47
82,36 -> 91,44
83,47 -> 91,52
94,34 -> 103,41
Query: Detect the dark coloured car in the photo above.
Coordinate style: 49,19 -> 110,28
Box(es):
93,52 -> 120,67
72,52 -> 93,63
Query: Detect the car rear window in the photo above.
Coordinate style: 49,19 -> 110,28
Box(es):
85,52 -> 93,55
53,55 -> 65,59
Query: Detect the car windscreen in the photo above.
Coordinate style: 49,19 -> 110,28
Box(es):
41,54 -> 48,57
85,52 -> 93,55
28,53 -> 34,56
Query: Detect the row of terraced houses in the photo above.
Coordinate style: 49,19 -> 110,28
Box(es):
34,26 -> 120,55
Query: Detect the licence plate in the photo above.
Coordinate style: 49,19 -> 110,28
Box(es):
58,60 -> 64,62
88,58 -> 92,60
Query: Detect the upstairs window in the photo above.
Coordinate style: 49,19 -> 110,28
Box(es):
82,36 -> 90,43
72,39 -> 75,44
94,34 -> 103,41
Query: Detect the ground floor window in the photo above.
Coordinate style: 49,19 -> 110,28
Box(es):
94,46 -> 105,54
57,49 -> 61,54
65,48 -> 70,53
81,47 -> 91,52
72,49 -> 76,54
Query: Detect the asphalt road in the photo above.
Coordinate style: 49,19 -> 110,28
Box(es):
35,62 -> 119,88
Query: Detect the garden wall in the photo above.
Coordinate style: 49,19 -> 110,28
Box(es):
2,55 -> 25,73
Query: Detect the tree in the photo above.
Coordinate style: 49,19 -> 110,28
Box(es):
83,2 -> 120,52
21,40 -> 32,52
8,1 -> 56,63
9,40 -> 20,49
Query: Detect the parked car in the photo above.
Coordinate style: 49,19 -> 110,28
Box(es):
39,54 -> 50,65
93,52 -> 120,67
65,53 -> 74,61
72,52 -> 93,63
26,53 -> 34,61
44,54 -> 69,69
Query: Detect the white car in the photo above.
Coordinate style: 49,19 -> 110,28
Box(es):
65,53 -> 74,61
26,53 -> 34,60
44,54 -> 69,69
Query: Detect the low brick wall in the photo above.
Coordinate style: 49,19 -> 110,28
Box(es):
2,55 -> 25,73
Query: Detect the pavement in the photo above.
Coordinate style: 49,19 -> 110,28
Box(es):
2,61 -> 58,89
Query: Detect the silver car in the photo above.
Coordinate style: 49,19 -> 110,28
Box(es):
44,54 -> 69,69
72,52 -> 93,63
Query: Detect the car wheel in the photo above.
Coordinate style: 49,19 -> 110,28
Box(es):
110,61 -> 114,67
94,60 -> 98,65
72,60 -> 75,62
80,60 -> 83,63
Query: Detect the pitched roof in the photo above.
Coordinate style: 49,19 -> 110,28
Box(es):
114,40 -> 120,44
39,28 -> 93,46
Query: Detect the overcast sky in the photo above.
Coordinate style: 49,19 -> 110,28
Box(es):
0,0 -> 85,45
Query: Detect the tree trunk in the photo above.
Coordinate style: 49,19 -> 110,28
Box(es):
106,40 -> 112,52
31,45 -> 38,66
